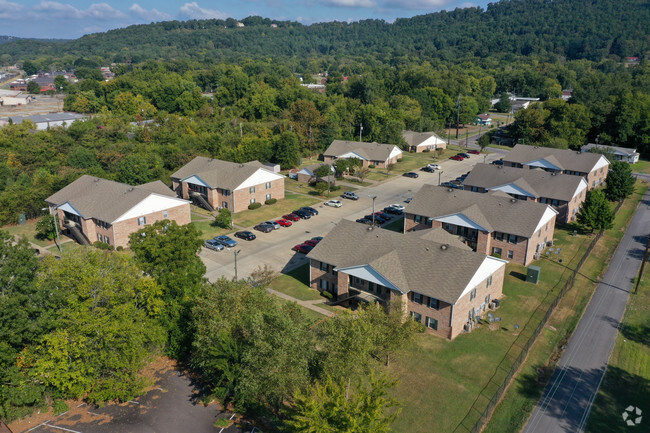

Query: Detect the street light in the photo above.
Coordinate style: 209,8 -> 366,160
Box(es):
41,207 -> 62,252
438,170 -> 444,186
229,249 -> 241,280
359,123 -> 364,142
368,195 -> 377,226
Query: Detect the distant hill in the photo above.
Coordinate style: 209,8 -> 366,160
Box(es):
0,0 -> 648,63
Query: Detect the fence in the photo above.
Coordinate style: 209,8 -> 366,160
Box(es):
453,200 -> 624,433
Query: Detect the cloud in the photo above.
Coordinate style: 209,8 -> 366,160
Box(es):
85,3 -> 128,20
382,0 -> 456,9
322,0 -> 377,7
178,2 -> 229,19
129,3 -> 172,21
0,1 -> 24,19
33,1 -> 82,19
25,2 -> 127,21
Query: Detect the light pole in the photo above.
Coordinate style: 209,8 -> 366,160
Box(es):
230,249 -> 241,280
359,123 -> 363,142
42,207 -> 62,252
438,170 -> 443,186
368,195 -> 377,226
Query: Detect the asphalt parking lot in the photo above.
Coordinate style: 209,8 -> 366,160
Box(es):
202,152 -> 500,282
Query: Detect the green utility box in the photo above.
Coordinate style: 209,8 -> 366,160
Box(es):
526,265 -> 541,284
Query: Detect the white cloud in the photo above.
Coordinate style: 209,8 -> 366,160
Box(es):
322,0 -> 377,7
33,1 -> 82,19
382,0 -> 456,9
84,3 -> 128,20
178,2 -> 229,19
25,2 -> 128,21
0,1 -> 24,19
129,3 -> 172,21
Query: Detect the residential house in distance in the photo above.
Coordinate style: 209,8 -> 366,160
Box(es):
581,143 -> 640,164
323,140 -> 403,168
463,164 -> 588,223
45,175 -> 190,249
0,112 -> 88,130
404,185 -> 558,266
171,157 -> 285,213
402,130 -> 447,153
501,144 -> 609,189
307,220 -> 507,339
475,113 -> 492,126
294,162 -> 335,184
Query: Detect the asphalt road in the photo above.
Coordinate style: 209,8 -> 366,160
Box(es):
201,151 -> 501,282
523,187 -> 650,433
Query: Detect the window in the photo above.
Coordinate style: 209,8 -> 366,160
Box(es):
410,312 -> 422,323
486,276 -> 493,287
493,232 -> 504,241
265,182 -> 272,189
249,186 -> 255,193
163,210 -> 168,219
428,297 -> 439,310
485,294 -> 491,304
425,317 -> 438,330
471,186 -> 479,192
508,234 -> 517,244
222,201 -> 228,209
412,292 -> 423,304
320,262 -> 328,272
507,250 -> 514,259
470,288 -> 477,301
368,282 -> 375,292
138,216 -> 146,226
414,215 -> 422,223
332,268 -> 338,276
266,193 -> 272,201
319,279 -> 328,290
492,247 -> 502,256
250,198 -> 256,204
223,189 -> 230,196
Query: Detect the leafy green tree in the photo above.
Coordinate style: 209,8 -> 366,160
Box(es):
54,74 -> 68,92
576,189 -> 614,232
21,60 -> 38,75
35,214 -> 57,243
494,92 -> 512,113
355,166 -> 370,183
314,164 -> 333,186
213,208 -> 232,229
273,131 -> 301,169
286,372 -> 400,433
604,161 -> 635,201
27,81 -> 41,94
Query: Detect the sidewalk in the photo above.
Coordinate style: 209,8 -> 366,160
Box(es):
266,288 -> 335,317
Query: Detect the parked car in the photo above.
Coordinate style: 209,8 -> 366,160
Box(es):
356,218 -> 374,225
275,219 -> 293,227
304,239 -> 320,247
254,223 -> 274,233
214,235 -> 237,247
342,191 -> 359,200
324,200 -> 342,207
300,206 -> 319,216
293,243 -> 314,254
204,239 -> 225,251
311,236 -> 324,242
389,204 -> 405,211
262,220 -> 281,230
292,210 -> 312,219
427,163 -> 441,170
383,206 -> 403,215
492,159 -> 504,165
468,149 -> 480,154
234,231 -> 256,241
457,152 -> 471,158
405,197 -> 413,203
374,211 -> 392,220
450,155 -> 464,161
441,181 -> 463,189
283,213 -> 301,221
421,166 -> 436,173
365,214 -> 387,224
403,171 -> 419,178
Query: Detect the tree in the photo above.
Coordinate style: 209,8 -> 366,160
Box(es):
27,81 -> 41,94
35,214 -> 57,243
493,92 -> 512,113
213,208 -> 232,229
53,75 -> 68,93
286,372 -> 400,433
273,131 -> 301,169
355,166 -> 370,183
604,161 -> 635,201
576,189 -> 614,232
314,164 -> 333,194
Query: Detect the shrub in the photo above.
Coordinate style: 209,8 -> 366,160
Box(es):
53,400 -> 69,415
116,246 -> 124,252
213,208 -> 232,228
330,185 -> 341,191
368,164 -> 376,169
422,149 -> 430,153
93,241 -> 114,250
248,202 -> 262,210
265,198 -> 277,205
214,419 -> 233,428
321,290 -> 333,300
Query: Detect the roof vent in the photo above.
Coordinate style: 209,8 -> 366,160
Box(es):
367,226 -> 373,231
551,172 -> 557,176
426,247 -> 430,251
510,198 -> 516,203
239,164 -> 244,167
128,187 -> 135,192
440,244 -> 448,250
498,165 -> 502,169
447,188 -> 453,192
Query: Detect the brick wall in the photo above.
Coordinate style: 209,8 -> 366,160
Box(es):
585,166 -> 608,189
406,291 -> 454,339
232,178 -> 285,213
112,203 -> 191,248
523,213 -> 556,265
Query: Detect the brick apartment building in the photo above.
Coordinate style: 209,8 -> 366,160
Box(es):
45,175 -> 190,249
171,157 -> 285,213
501,144 -> 609,189
402,131 -> 447,153
323,140 -> 403,168
307,220 -> 507,339
463,163 -> 588,223
404,185 -> 558,266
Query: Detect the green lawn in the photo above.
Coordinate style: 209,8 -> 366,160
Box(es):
342,177 -> 373,187
382,217 -> 404,233
483,182 -> 649,433
190,220 -> 232,240
2,218 -> 53,247
277,298 -> 328,324
269,264 -> 324,301
365,170 -> 395,181
630,159 -> 650,174
232,193 -> 321,228
45,240 -> 83,254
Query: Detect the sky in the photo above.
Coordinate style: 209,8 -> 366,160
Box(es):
0,0 -> 487,39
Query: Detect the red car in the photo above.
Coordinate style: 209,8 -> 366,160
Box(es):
283,213 -> 301,221
450,155 -> 464,161
293,243 -> 314,254
468,149 -> 480,154
303,239 -> 320,247
275,219 -> 293,227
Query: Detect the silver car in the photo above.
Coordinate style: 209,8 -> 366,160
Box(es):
262,220 -> 281,230
204,239 -> 225,251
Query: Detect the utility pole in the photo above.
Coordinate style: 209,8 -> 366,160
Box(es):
368,195 -> 377,226
359,123 -> 363,142
232,249 -> 241,280
455,95 -> 461,139
42,207 -> 62,253
438,170 -> 443,186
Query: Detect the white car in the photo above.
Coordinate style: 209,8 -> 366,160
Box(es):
262,220 -> 281,230
427,164 -> 441,170
325,200 -> 342,208
390,204 -> 405,211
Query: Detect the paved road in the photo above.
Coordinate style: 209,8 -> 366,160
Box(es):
202,152 -> 501,282
523,187 -> 650,433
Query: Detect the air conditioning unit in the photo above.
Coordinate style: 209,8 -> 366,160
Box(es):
534,252 -> 540,260
547,240 -> 554,247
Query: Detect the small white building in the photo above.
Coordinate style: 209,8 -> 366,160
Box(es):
581,143 -> 640,164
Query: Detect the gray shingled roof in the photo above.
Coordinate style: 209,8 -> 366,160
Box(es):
170,156 -> 265,190
45,175 -> 184,223
138,180 -> 177,197
307,220 -> 488,303
581,143 -> 639,157
323,140 -> 401,162
0,112 -> 88,124
405,185 -> 553,238
410,227 -> 473,251
463,164 -> 585,201
402,131 -> 443,147
503,144 -> 608,173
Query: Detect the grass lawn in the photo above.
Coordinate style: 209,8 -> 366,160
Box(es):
269,264 -> 324,301
190,220 -> 232,240
277,298 -> 327,324
483,181 -> 649,433
45,240 -> 83,254
232,193 -> 321,228
391,154 -> 433,173
365,170 -> 395,181
342,177 -> 373,187
382,217 -> 404,233
630,159 -> 650,174
2,218 -> 53,247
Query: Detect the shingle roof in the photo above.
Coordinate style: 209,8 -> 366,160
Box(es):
170,156 -> 266,190
323,140 -> 401,162
410,227 -> 473,251
503,144 -> 608,173
405,184 -> 553,238
45,175 -> 184,223
463,164 -> 586,201
0,112 -> 88,124
138,180 -> 177,197
401,131 -> 444,147
307,220 -> 489,303
581,143 -> 639,157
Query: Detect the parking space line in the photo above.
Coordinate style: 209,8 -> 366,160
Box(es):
127,400 -> 140,405
217,412 -> 237,433
27,421 -> 49,432
40,422 -> 83,433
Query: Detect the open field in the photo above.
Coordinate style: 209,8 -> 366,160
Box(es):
483,181 -> 648,433
630,159 -> 650,174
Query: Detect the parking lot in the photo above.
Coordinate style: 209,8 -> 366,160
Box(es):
202,152 -> 500,282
